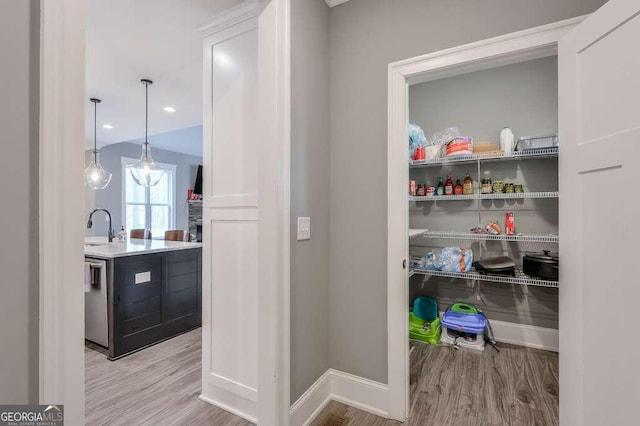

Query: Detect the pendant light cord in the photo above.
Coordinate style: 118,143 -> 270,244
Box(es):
93,99 -> 98,161
145,80 -> 149,157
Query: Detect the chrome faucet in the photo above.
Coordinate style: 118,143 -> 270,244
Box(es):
87,208 -> 114,242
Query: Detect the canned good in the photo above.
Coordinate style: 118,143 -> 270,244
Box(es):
426,186 -> 435,196
505,212 -> 515,235
416,184 -> 426,196
504,183 -> 515,193
409,180 -> 416,196
492,181 -> 504,193
514,184 -> 524,193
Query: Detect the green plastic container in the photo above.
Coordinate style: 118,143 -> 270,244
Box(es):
409,312 -> 441,345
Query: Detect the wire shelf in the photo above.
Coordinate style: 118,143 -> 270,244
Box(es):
409,191 -> 558,202
409,229 -> 429,238
409,147 -> 558,168
412,268 -> 559,288
412,230 -> 559,243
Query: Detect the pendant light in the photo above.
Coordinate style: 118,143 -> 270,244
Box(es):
130,79 -> 164,187
84,98 -> 112,190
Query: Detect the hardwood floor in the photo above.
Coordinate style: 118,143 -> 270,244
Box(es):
85,329 -> 251,426
312,342 -> 559,426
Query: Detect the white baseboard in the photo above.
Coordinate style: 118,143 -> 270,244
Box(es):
490,319 -> 559,352
289,369 -> 389,426
328,369 -> 389,418
199,394 -> 257,424
289,370 -> 332,426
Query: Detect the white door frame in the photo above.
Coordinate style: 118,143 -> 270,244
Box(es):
386,16 -> 585,421
39,0 -> 86,424
39,0 -> 290,424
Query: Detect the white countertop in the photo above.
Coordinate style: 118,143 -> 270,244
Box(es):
84,238 -> 202,259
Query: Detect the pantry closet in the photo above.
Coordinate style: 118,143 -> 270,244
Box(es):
406,55 -> 560,424
387,4 -> 640,423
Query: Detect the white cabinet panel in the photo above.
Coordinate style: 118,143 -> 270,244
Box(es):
209,218 -> 258,390
209,29 -> 259,200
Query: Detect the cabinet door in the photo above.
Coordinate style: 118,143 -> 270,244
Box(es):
559,1 -> 640,424
164,249 -> 201,333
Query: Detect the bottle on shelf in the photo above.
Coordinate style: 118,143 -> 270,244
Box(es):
463,173 -> 474,195
500,127 -> 515,154
481,170 -> 492,194
436,177 -> 445,195
454,179 -> 463,195
444,175 -> 453,195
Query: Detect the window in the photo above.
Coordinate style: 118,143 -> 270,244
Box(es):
122,157 -> 177,238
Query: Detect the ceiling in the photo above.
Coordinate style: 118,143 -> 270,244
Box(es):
86,0 -> 244,155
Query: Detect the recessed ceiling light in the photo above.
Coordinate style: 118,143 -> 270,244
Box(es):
102,124 -> 113,129
163,106 -> 176,113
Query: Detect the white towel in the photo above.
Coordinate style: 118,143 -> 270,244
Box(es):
84,262 -> 92,293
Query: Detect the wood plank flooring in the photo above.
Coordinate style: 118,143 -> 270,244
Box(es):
85,329 -> 251,426
312,342 -> 559,426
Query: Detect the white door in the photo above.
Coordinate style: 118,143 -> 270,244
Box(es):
559,1 -> 640,425
201,15 -> 260,423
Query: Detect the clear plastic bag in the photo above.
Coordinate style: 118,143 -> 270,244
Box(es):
429,127 -> 460,147
422,246 -> 473,272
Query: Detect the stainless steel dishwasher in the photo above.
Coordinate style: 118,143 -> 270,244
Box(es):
85,258 -> 108,347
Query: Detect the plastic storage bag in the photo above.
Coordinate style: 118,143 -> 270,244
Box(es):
421,247 -> 473,272
440,246 -> 473,272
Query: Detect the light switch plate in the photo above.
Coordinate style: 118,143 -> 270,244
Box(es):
297,217 -> 311,241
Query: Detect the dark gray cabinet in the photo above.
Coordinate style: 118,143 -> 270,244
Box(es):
108,248 -> 202,359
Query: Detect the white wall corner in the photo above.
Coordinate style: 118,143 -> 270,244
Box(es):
289,369 -> 389,426
323,0 -> 352,8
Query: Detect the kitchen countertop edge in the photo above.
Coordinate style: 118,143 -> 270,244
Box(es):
84,239 -> 203,259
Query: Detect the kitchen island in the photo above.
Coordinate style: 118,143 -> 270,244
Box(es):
85,239 -> 202,360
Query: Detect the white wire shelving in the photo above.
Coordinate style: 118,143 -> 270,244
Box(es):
410,230 -> 558,243
409,229 -> 429,238
411,268 -> 558,288
409,191 -> 558,202
409,147 -> 558,168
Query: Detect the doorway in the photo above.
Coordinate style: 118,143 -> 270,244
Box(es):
386,17 -> 583,422
39,0 -> 290,424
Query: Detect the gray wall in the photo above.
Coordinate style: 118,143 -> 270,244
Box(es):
409,56 -> 559,145
290,0 -> 331,403
329,0 -> 607,384
86,141 -> 202,237
408,57 -> 560,329
0,0 -> 40,403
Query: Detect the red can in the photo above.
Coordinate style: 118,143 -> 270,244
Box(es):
505,212 -> 515,236
409,180 -> 416,196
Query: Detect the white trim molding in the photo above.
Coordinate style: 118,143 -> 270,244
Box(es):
324,0 -> 351,7
289,371 -> 331,426
386,15 -> 586,422
196,0 -> 265,38
289,369 -> 389,426
39,0 -> 86,424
